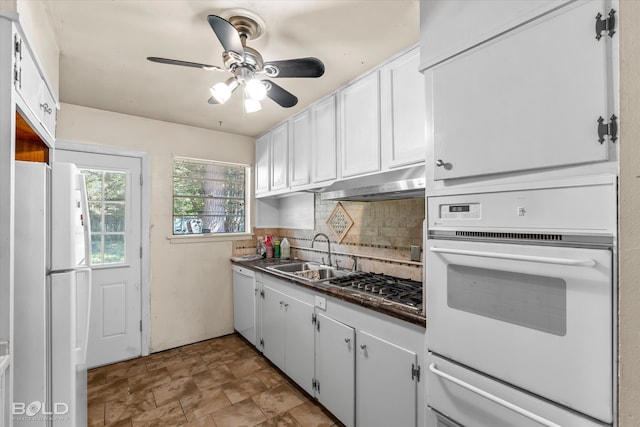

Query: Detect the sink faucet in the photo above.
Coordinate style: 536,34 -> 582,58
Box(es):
311,233 -> 332,267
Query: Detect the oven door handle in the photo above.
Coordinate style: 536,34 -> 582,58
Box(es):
429,363 -> 562,427
429,247 -> 596,267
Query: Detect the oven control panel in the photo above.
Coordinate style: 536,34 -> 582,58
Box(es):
439,203 -> 481,219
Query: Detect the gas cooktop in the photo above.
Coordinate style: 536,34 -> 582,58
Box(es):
325,272 -> 423,311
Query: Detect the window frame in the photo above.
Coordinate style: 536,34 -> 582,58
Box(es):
169,156 -> 252,242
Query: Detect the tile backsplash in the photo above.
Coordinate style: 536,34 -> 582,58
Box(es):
233,194 -> 425,282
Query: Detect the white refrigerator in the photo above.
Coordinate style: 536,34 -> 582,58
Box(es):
14,161 -> 92,427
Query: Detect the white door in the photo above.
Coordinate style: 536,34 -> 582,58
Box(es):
55,149 -> 142,368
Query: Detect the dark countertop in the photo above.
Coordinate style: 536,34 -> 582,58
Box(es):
231,256 -> 426,328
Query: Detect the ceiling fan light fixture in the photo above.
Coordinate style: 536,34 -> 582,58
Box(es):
209,77 -> 239,104
244,98 -> 262,113
246,78 -> 267,101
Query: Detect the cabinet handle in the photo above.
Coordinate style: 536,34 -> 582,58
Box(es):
40,103 -> 52,115
360,344 -> 367,350
435,159 -> 453,170
435,159 -> 445,167
283,303 -> 289,308
344,338 -> 351,344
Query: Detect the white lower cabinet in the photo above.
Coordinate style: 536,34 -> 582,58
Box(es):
262,281 -> 315,395
315,312 -> 356,427
357,330 -> 418,427
253,274 -> 425,427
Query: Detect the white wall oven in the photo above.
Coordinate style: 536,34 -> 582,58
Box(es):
425,175 -> 616,427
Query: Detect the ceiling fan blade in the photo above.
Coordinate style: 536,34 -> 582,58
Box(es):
207,15 -> 245,56
264,80 -> 298,108
147,57 -> 223,71
263,57 -> 325,78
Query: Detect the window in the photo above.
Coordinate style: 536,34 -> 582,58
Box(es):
83,169 -> 127,264
172,157 -> 250,235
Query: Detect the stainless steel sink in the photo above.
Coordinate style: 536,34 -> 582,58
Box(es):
267,262 -> 354,282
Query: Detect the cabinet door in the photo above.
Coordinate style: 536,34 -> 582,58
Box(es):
357,330 -> 418,427
290,111 -> 312,188
312,95 -> 338,183
255,134 -> 270,194
381,47 -> 426,168
254,274 -> 263,352
283,295 -> 315,395
431,1 -> 611,180
340,72 -> 381,178
15,34 -> 43,123
262,285 -> 285,370
316,313 -> 355,427
270,122 -> 289,191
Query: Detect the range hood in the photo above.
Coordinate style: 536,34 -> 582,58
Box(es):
319,165 -> 426,201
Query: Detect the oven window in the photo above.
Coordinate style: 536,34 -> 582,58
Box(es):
447,265 -> 566,336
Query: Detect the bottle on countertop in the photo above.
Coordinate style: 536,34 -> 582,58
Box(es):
281,238 -> 291,259
265,235 -> 273,258
274,240 -> 281,258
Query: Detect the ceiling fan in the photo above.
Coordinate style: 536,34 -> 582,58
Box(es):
147,13 -> 325,113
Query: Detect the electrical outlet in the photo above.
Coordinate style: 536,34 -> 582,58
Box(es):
315,295 -> 327,310
410,245 -> 421,262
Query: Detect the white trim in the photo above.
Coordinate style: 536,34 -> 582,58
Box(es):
167,232 -> 253,244
56,140 -> 152,357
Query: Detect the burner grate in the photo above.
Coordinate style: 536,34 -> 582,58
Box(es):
327,272 -> 423,310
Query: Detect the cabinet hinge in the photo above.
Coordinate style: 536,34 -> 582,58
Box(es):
311,313 -> 316,324
14,34 -> 22,59
316,319 -> 320,332
260,290 -> 265,299
312,378 -> 320,393
595,9 -> 616,40
139,320 -> 142,332
411,363 -> 421,382
140,174 -> 143,186
259,338 -> 264,348
597,114 -> 618,144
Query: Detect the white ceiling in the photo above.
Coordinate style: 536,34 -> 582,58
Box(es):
44,0 -> 420,137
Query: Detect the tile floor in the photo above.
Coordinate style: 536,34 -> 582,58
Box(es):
88,333 -> 344,427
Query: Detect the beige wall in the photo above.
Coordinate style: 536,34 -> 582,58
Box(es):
56,103 -> 255,352
618,1 -> 640,424
0,0 -> 15,12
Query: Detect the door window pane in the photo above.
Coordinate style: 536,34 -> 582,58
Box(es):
447,265 -> 567,336
83,170 -> 127,265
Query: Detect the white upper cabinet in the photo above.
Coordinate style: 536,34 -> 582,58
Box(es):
381,46 -> 426,169
290,110 -> 312,188
12,27 -> 57,143
311,94 -> 338,184
270,122 -> 289,191
340,71 -> 381,178
255,133 -> 270,195
420,0 -> 572,70
427,0 -> 613,180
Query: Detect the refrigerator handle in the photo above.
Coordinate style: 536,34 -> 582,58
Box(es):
76,268 -> 92,365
